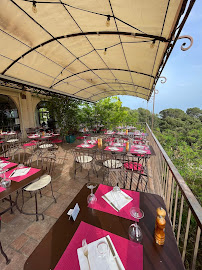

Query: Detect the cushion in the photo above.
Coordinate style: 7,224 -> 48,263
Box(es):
103,159 -> 122,169
24,175 -> 51,191
75,156 -> 93,163
124,162 -> 144,173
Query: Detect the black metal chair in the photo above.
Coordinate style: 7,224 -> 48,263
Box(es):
101,150 -> 126,186
72,148 -> 97,181
19,156 -> 57,221
123,153 -> 149,191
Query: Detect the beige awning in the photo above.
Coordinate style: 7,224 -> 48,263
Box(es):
0,0 -> 192,101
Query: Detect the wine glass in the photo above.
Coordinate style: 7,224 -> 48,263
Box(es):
0,169 -> 6,180
111,185 -> 121,209
0,178 -> 11,188
128,207 -> 144,243
86,183 -> 97,204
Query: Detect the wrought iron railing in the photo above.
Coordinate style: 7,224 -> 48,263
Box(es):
146,123 -> 201,270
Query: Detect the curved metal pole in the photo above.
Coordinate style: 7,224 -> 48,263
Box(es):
159,76 -> 167,83
177,35 -> 193,51
2,31 -> 168,75
152,89 -> 159,130
52,68 -> 154,88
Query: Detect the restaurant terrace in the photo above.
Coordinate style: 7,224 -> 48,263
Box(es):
0,1 -> 201,270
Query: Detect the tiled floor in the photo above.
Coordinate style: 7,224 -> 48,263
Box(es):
0,141 -> 156,270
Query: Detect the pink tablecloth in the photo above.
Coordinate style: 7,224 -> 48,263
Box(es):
23,142 -> 37,148
104,146 -> 124,152
5,167 -> 41,182
0,187 -> 6,193
110,142 -> 126,147
54,221 -> 143,270
0,161 -> 18,170
88,184 -> 140,221
130,145 -> 151,155
104,137 -> 115,142
76,144 -> 95,148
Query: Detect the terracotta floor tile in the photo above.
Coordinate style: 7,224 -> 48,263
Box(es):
10,234 -> 29,251
0,247 -> 26,270
24,215 -> 56,241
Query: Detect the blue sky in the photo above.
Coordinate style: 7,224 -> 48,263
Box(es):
119,1 -> 202,114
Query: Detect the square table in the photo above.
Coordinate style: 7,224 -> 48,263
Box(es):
24,184 -> 184,270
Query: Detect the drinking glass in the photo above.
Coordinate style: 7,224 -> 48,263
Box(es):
128,207 -> 144,243
17,164 -> 24,169
0,178 -> 11,188
0,169 -> 6,180
87,183 -> 97,204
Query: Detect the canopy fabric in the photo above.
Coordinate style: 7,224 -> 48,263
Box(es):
0,0 -> 187,101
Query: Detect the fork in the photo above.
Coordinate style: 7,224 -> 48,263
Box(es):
82,239 -> 91,270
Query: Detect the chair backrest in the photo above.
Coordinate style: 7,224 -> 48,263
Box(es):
41,156 -> 56,175
101,151 -> 126,169
72,148 -> 95,161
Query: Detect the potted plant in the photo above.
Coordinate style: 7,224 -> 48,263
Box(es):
47,96 -> 81,143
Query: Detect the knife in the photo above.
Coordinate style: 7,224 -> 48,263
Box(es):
9,170 -> 16,178
102,195 -> 119,212
106,236 -> 122,270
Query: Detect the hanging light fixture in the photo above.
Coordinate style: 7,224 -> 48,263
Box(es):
150,39 -> 156,48
32,1 -> 37,13
104,48 -> 107,55
106,15 -> 110,27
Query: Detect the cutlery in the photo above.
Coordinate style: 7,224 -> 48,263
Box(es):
106,236 -> 122,270
103,195 -> 119,212
82,239 -> 91,270
9,170 -> 16,178
121,191 -> 131,200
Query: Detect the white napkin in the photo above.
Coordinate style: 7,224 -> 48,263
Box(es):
82,144 -> 90,148
108,147 -> 119,151
10,167 -> 30,178
113,143 -> 122,147
0,162 -> 9,168
102,190 -> 133,212
7,139 -> 18,143
77,235 -> 125,270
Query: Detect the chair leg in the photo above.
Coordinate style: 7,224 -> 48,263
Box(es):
21,190 -> 25,211
0,241 -> 11,265
74,162 -> 77,179
50,182 -> 57,203
34,192 -> 44,221
136,173 -> 142,191
129,171 -> 133,190
39,190 -> 42,198
9,195 -> 13,214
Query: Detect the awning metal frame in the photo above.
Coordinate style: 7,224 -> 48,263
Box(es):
0,0 -> 196,102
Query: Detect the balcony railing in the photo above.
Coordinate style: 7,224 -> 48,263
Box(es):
146,123 -> 201,269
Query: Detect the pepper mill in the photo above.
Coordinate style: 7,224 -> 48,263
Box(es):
155,207 -> 166,229
155,215 -> 166,245
126,141 -> 129,151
